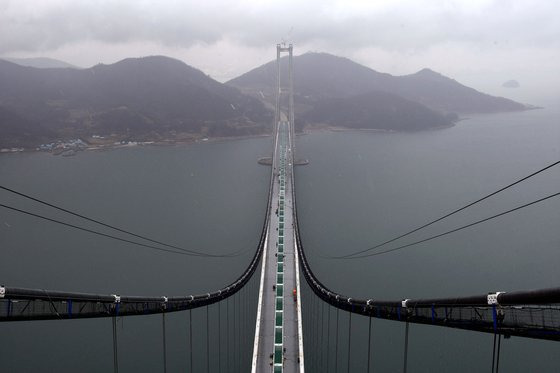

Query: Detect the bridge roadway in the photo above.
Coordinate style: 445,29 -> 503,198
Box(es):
252,121 -> 302,372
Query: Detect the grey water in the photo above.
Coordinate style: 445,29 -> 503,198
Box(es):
0,138 -> 270,372
0,105 -> 558,372
295,105 -> 560,372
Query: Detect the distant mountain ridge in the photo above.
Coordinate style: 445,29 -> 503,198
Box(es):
0,52 -> 535,149
1,57 -> 79,69
391,67 -> 527,113
303,90 -> 454,132
227,52 -> 531,129
0,56 -> 272,147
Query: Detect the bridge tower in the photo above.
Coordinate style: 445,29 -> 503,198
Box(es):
275,43 -> 295,160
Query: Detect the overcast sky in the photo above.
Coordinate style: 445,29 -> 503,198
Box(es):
1,0 -> 558,103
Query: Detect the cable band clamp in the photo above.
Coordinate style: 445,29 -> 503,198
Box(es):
487,292 -> 504,305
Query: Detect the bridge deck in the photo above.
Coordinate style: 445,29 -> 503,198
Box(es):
252,121 -> 301,372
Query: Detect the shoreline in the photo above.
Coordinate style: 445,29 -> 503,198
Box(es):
0,133 -> 274,156
0,122 -> 458,156
85,133 -> 273,151
0,115 -> 493,156
301,120 -> 458,135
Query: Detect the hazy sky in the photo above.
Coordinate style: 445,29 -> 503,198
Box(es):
1,0 -> 559,103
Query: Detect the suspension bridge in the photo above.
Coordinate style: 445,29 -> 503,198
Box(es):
1,44 -> 559,372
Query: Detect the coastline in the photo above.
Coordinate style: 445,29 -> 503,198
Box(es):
0,132 -> 274,156
0,115 -> 496,156
301,120 -> 458,136
85,133 -> 273,151
0,122 -> 460,156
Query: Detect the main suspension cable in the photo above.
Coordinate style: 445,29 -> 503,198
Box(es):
328,191 -> 560,259
337,159 -> 560,259
0,203 -> 241,258
0,185 -> 245,257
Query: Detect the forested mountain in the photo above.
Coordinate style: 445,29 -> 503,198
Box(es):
0,56 -> 272,147
228,52 -> 531,131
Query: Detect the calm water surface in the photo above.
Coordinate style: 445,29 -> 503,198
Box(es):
0,138 -> 271,372
296,106 -> 560,372
0,106 -> 559,372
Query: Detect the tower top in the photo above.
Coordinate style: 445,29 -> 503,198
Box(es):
277,43 -> 293,53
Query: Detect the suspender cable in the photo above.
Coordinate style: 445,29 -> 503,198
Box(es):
315,293 -> 320,371
347,312 -> 352,373
233,293 -> 237,371
321,301 -> 325,372
237,292 -> 240,372
309,287 -> 313,370
246,282 -> 250,370
227,297 -> 230,370
327,305 -> 331,373
243,289 -> 245,371
242,281 -> 245,370
247,285 -> 251,370
241,286 -> 245,370
304,284 -> 308,368
491,333 -> 496,373
218,302 -> 221,373
242,288 -> 246,371
243,288 -> 247,371
367,317 -> 372,373
240,291 -> 242,370
112,316 -> 119,373
496,335 -> 502,373
162,313 -> 167,373
307,283 -> 312,370
189,310 -> 193,373
403,321 -> 409,373
239,291 -> 243,371
206,305 -> 210,373
335,307 -> 339,372
313,292 -> 318,371
317,295 -> 321,371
